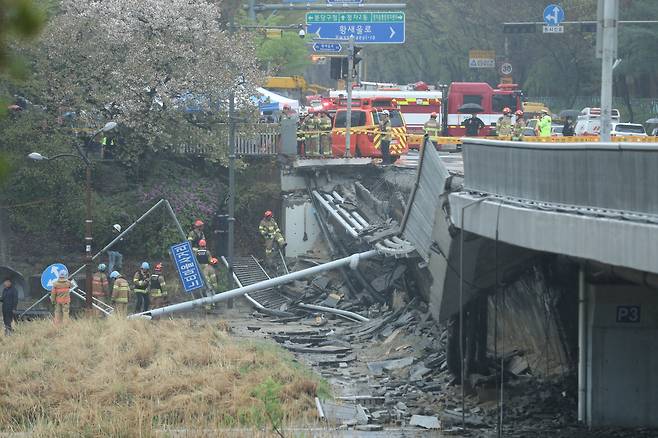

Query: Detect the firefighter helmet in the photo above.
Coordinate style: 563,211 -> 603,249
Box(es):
382,110 -> 390,116
515,110 -> 524,117
264,210 -> 273,218
98,263 -> 107,272
503,107 -> 511,115
199,239 -> 207,248
58,269 -> 68,278
430,112 -> 437,118
110,271 -> 120,279
194,219 -> 204,228
154,263 -> 162,272
141,262 -> 150,270
113,223 -> 121,232
210,257 -> 219,266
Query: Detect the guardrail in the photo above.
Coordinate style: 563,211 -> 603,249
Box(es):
461,138 -> 658,216
235,124 -> 280,156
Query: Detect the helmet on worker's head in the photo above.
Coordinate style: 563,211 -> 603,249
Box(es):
391,99 -> 398,107
199,239 -> 207,248
110,271 -> 120,279
58,269 -> 68,279
515,110 -> 524,117
210,257 -> 219,266
283,104 -> 291,110
541,109 -> 549,115
430,112 -> 437,118
154,263 -> 162,272
264,210 -> 273,218
382,110 -> 390,116
503,107 -> 511,115
141,262 -> 150,270
113,223 -> 121,232
194,219 -> 204,228
98,263 -> 107,272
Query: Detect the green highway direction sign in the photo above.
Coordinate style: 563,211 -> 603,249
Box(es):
306,11 -> 406,44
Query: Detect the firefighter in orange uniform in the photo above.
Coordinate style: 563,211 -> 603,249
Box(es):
92,263 -> 110,315
50,269 -> 72,326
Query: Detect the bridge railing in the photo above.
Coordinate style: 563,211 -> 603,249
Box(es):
235,124 -> 280,156
461,139 -> 658,216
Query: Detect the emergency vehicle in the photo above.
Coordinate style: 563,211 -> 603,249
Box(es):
574,107 -> 621,136
330,98 -> 408,158
330,81 -> 523,139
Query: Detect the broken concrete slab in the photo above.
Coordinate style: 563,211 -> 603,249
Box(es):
367,356 -> 414,375
370,264 -> 407,293
409,363 -> 431,382
319,400 -> 369,426
410,414 -> 441,429
507,354 -> 530,376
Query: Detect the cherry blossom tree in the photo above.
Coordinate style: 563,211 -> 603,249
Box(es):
37,0 -> 260,163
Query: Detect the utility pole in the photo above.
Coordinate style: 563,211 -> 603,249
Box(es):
599,0 -> 618,142
248,0 -> 256,21
345,36 -> 355,157
226,15 -> 237,308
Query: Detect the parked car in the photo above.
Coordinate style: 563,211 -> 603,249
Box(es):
551,124 -> 564,137
610,123 -> 647,137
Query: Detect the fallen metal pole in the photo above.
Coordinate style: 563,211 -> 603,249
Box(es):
129,250 -> 378,319
298,302 -> 369,323
313,190 -> 359,238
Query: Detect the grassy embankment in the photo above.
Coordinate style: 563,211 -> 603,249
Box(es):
0,318 -> 329,436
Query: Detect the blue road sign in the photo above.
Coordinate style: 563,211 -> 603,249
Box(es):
313,42 -> 343,52
41,263 -> 68,291
306,12 -> 405,44
170,241 -> 205,293
543,4 -> 565,25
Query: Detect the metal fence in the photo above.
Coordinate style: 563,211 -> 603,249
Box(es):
462,138 -> 658,216
235,124 -> 280,156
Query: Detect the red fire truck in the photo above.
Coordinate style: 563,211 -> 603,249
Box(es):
330,81 -> 523,139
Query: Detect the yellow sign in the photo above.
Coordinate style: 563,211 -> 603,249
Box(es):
265,29 -> 282,39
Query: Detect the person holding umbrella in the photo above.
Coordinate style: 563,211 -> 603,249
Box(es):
458,103 -> 485,136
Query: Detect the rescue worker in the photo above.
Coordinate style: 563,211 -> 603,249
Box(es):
302,111 -> 320,157
107,223 -> 124,274
259,210 -> 286,266
203,258 -> 220,291
379,110 -> 393,165
187,220 -> 205,250
463,113 -> 485,136
195,239 -> 211,265
424,112 -> 441,137
133,262 -> 150,313
497,107 -> 513,137
512,110 -> 526,141
537,109 -> 552,137
563,116 -> 575,136
318,111 -> 333,157
50,269 -> 72,326
148,263 -> 167,309
92,263 -> 110,315
100,134 -> 117,159
109,271 -> 130,316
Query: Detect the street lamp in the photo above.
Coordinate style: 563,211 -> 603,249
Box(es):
29,121 -> 117,312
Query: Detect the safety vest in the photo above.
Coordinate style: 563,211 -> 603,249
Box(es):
424,119 -> 440,136
538,115 -> 552,137
380,119 -> 392,141
148,274 -> 166,297
319,116 -> 332,131
512,119 -> 526,139
51,279 -> 72,304
302,117 -> 319,139
497,116 -> 513,136
187,229 -> 205,248
259,218 -> 281,239
112,277 -> 130,303
196,249 -> 210,265
133,270 -> 149,293
92,272 -> 109,297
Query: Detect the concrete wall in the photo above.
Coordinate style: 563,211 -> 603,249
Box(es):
587,284 -> 658,427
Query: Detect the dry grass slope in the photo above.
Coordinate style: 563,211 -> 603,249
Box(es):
0,318 -> 326,436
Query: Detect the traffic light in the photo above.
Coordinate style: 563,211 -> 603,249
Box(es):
353,46 -> 363,67
503,23 -> 537,34
580,22 -> 597,32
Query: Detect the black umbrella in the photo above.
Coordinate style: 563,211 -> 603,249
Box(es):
0,265 -> 27,300
559,109 -> 580,119
458,103 -> 484,114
